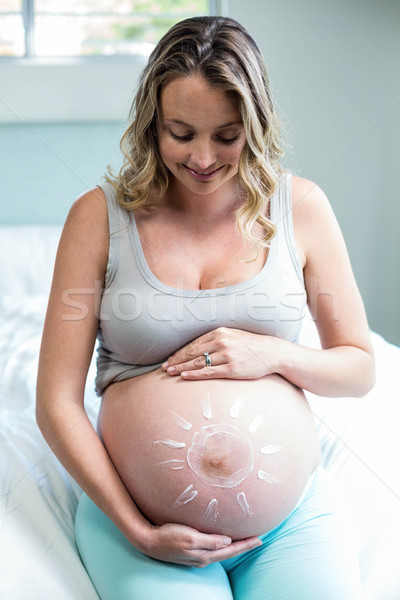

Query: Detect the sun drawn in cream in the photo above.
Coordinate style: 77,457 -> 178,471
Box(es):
152,393 -> 283,523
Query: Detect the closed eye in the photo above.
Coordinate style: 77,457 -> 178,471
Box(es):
216,134 -> 241,145
169,131 -> 193,142
169,131 -> 241,145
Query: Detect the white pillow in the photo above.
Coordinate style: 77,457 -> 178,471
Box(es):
0,225 -> 62,297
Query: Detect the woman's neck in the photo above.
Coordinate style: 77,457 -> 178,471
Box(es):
164,177 -> 244,225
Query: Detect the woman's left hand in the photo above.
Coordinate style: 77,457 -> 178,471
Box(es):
162,327 -> 282,380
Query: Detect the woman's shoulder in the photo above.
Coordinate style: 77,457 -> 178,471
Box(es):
59,187 -> 109,272
69,185 -> 108,214
290,174 -> 343,262
66,186 -> 108,230
290,174 -> 328,208
290,174 -> 335,225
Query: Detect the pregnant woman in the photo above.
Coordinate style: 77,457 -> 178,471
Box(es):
36,16 -> 374,600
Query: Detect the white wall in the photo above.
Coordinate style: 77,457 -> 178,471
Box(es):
224,0 -> 400,344
0,0 -> 399,344
0,58 -> 146,123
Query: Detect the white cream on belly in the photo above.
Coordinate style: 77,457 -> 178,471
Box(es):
99,371 -> 321,538
152,392 -> 284,522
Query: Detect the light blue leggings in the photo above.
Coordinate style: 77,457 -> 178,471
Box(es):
75,468 -> 361,599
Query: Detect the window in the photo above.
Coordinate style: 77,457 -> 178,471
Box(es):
0,1 -> 25,57
0,0 -> 216,59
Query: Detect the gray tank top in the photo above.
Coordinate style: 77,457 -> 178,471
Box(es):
95,173 -> 307,395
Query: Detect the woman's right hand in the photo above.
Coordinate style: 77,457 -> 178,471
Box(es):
139,522 -> 262,567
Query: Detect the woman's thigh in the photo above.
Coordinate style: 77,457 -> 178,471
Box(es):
75,493 -> 233,600
224,468 -> 362,600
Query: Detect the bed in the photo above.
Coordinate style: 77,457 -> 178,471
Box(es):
1,224 -> 399,599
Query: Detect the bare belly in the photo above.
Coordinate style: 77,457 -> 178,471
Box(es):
98,370 -> 320,540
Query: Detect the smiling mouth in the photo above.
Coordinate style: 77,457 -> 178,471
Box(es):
183,164 -> 224,180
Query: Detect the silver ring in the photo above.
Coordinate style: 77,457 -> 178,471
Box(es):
203,352 -> 212,367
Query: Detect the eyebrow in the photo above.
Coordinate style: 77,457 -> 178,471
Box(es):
164,118 -> 242,130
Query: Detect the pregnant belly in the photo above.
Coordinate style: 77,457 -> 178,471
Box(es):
98,370 -> 320,540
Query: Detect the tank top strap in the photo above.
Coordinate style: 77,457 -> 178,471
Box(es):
98,180 -> 130,289
274,172 -> 304,283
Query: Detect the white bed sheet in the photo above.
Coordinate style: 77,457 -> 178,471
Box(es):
0,225 -> 399,599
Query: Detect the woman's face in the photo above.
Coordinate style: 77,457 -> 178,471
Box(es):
158,75 -> 246,197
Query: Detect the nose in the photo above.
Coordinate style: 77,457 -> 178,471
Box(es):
189,138 -> 217,171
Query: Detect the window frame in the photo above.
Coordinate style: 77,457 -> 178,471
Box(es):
1,0 -> 221,62
0,0 -> 226,123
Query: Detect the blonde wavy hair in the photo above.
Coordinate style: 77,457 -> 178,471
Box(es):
113,16 -> 284,251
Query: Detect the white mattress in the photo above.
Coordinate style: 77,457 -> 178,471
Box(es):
0,225 -> 399,599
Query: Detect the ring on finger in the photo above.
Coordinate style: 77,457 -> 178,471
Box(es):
203,352 -> 212,367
